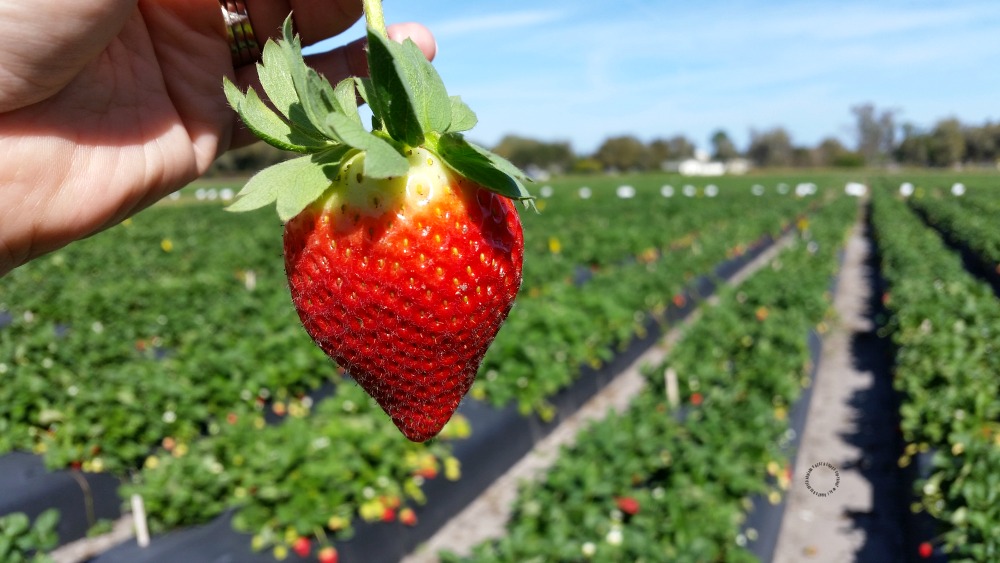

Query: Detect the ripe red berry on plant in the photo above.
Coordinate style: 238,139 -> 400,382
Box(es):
292,536 -> 311,557
223,1 -> 532,442
918,541 -> 933,558
318,546 -> 339,563
615,496 -> 640,516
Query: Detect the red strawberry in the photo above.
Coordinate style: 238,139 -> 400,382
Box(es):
381,507 -> 397,523
690,392 -> 704,406
284,150 -> 522,441
223,11 -> 532,441
615,496 -> 640,516
292,537 -> 311,558
318,547 -> 339,563
399,507 -> 418,526
918,541 -> 932,558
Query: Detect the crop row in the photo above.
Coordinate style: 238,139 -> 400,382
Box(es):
519,185 -> 819,287
906,186 -> 1000,273
443,194 -> 856,562
479,191 -> 820,415
870,185 -> 1000,562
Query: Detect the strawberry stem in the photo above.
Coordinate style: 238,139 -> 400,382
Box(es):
362,0 -> 388,39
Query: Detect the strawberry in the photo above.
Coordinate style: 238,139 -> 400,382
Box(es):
223,7 -> 532,441
918,541 -> 933,558
292,537 -> 311,558
318,547 -> 339,563
399,507 -> 418,526
615,496 -> 640,516
318,547 -> 338,563
381,507 -> 396,523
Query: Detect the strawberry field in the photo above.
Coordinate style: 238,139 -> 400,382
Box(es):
2,169 -> 999,562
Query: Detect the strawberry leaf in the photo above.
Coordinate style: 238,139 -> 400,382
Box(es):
446,97 -> 478,133
435,133 -> 534,203
324,113 -> 407,178
228,148 -> 348,221
366,30 -> 425,146
366,31 -> 453,146
353,78 -> 383,131
332,79 -> 362,126
223,79 -> 329,153
257,38 -> 299,121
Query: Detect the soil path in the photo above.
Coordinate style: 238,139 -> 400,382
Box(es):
772,208 -> 906,562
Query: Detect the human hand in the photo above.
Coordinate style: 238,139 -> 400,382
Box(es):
0,0 -> 436,276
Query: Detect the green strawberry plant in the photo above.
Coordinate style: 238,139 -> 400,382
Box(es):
871,185 -> 1000,562
0,509 -> 60,563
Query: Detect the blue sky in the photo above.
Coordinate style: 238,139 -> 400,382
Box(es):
313,0 -> 1000,155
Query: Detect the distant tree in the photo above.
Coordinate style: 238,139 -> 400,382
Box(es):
894,123 -> 931,166
648,139 -> 672,166
963,123 -> 997,164
928,118 -> 965,167
746,127 -> 793,167
851,103 -> 897,165
593,135 -> 651,171
666,135 -> 697,160
814,137 -> 863,168
710,129 -> 740,161
492,135 -> 575,173
647,135 -> 696,168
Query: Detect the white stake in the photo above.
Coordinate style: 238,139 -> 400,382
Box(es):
131,494 -> 150,548
665,367 -> 679,408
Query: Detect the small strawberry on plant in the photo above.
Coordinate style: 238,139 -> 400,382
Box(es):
615,496 -> 640,516
292,536 -> 311,557
223,1 -> 531,442
918,541 -> 933,558
381,507 -> 396,523
318,546 -> 339,563
399,507 -> 418,526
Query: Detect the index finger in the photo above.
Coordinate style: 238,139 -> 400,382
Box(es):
245,0 -> 363,46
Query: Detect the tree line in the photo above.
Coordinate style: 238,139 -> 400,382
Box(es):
207,103 -> 1000,176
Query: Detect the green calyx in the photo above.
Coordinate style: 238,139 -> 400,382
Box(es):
223,14 -> 533,222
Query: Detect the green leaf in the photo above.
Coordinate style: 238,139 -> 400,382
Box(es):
223,79 -> 328,153
2,514 -> 29,537
227,149 -> 348,221
258,36 -> 328,141
447,96 -> 477,133
324,114 -> 408,178
332,79 -> 362,126
354,78 -> 384,131
398,38 -> 452,133
365,31 -> 422,145
366,31 -> 433,146
33,510 -> 59,536
256,39 -> 299,121
278,18 -> 339,140
435,133 -> 533,203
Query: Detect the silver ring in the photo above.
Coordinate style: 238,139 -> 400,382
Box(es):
219,0 -> 262,67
